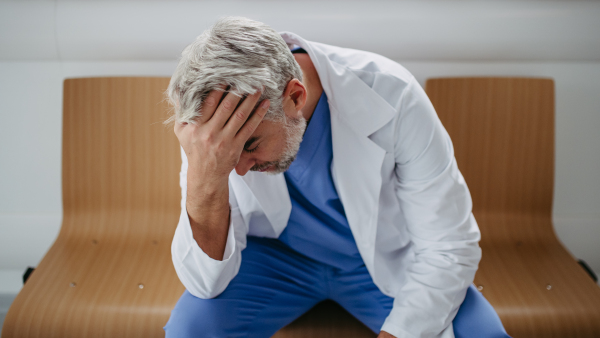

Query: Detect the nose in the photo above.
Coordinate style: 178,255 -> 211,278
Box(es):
235,154 -> 255,176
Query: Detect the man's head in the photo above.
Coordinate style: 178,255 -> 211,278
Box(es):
167,16 -> 309,175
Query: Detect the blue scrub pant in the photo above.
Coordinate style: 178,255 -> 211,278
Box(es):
165,236 -> 510,338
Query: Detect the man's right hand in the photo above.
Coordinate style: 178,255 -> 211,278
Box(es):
173,88 -> 270,260
175,88 -> 269,187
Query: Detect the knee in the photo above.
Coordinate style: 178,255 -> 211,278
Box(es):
164,290 -> 235,338
453,285 -> 510,338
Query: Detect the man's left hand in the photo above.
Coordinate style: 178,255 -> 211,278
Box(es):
378,331 -> 396,338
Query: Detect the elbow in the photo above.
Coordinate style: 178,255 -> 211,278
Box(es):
413,237 -> 482,273
172,262 -> 232,299
171,239 -> 242,300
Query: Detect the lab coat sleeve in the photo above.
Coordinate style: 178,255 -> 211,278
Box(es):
170,146 -> 248,299
381,78 -> 482,338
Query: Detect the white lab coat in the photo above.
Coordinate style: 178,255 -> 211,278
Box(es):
171,32 -> 482,338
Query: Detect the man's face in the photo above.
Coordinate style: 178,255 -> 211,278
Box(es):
234,76 -> 309,176
234,116 -> 307,176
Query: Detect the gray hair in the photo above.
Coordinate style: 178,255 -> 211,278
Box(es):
166,16 -> 303,124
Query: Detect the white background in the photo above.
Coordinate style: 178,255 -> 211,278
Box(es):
1,1 -> 599,299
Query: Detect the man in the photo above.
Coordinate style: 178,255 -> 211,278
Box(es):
164,17 -> 510,338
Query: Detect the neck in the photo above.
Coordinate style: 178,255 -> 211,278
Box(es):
294,53 -> 323,122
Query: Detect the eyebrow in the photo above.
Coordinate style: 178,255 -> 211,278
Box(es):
243,136 -> 259,150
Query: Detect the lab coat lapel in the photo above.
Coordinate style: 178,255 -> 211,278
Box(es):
327,75 -> 392,267
330,108 -> 386,267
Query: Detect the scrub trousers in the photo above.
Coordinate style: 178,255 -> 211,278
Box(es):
164,236 -> 510,338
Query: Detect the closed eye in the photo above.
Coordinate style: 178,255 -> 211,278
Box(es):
244,144 -> 259,153
243,136 -> 260,153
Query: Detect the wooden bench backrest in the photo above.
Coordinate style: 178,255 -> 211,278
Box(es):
2,77 -> 185,338
62,77 -> 181,238
425,78 -> 555,241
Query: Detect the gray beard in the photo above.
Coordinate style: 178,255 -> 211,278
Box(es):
250,116 -> 307,174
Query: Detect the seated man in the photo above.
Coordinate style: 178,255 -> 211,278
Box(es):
164,16 -> 510,338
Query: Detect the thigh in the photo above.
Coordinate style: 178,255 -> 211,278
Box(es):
453,284 -> 511,338
328,264 -> 394,333
164,237 -> 327,338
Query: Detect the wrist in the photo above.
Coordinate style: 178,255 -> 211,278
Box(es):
187,165 -> 229,195
186,174 -> 229,215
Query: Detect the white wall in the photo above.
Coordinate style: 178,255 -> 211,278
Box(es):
1,1 -> 599,294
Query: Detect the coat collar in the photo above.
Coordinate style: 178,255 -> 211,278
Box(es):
280,31 -> 397,138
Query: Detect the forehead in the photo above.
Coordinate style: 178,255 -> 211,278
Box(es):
251,119 -> 285,137
245,119 -> 288,148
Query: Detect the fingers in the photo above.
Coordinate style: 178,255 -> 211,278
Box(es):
198,87 -> 227,123
208,90 -> 244,128
235,99 -> 270,141
223,91 -> 263,135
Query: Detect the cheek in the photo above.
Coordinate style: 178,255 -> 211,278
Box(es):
261,138 -> 288,161
261,143 -> 283,159
252,120 -> 288,159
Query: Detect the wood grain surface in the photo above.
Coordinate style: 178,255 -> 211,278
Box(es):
2,78 -> 185,338
274,300 -> 376,338
425,77 -> 600,337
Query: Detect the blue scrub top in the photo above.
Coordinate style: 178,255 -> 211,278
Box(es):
278,92 -> 364,271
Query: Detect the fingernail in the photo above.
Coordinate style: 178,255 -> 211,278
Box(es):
261,100 -> 270,108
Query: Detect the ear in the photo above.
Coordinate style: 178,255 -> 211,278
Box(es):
282,79 -> 307,118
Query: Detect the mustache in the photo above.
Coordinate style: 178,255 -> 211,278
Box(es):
250,161 -> 277,172
249,153 -> 298,175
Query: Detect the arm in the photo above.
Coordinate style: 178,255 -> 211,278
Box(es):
171,89 -> 270,298
381,78 -> 481,338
